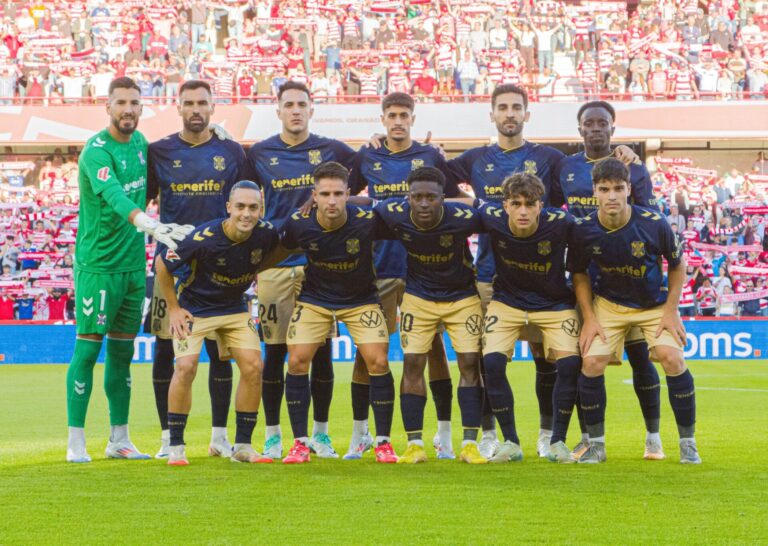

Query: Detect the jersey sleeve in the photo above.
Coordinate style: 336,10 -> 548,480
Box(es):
80,145 -> 141,220
476,201 -> 501,233
658,220 -> 683,268
279,216 -> 302,251
445,150 -> 473,184
630,164 -> 657,209
567,222 -> 591,273
146,146 -> 160,201
161,232 -> 201,274
234,142 -> 257,183
334,139 -> 358,170
549,156 -> 566,208
348,146 -> 368,196
434,151 -> 460,197
372,199 -> 399,239
245,146 -> 265,188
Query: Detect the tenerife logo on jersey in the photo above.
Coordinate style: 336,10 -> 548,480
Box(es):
308,150 -> 322,165
96,167 -> 110,182
631,241 -> 646,258
411,159 -> 424,170
524,160 -> 537,174
346,238 -> 360,254
250,249 -> 263,265
213,156 -> 226,171
538,241 -> 551,256
440,234 -> 453,248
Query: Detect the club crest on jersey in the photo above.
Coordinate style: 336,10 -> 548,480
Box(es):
270,157 -> 279,166
631,241 -> 645,258
97,313 -> 106,326
213,156 -> 226,171
308,150 -> 322,165
250,249 -> 263,265
524,160 -> 537,174
373,162 -> 382,171
411,159 -> 424,170
96,167 -> 110,182
440,234 -> 453,248
165,249 -> 180,262
346,238 -> 360,255
173,159 -> 182,168
138,151 -> 146,165
538,241 -> 551,256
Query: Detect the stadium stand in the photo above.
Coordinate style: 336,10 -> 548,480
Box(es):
0,0 -> 766,104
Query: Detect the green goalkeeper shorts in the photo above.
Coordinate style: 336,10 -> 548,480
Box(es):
74,269 -> 146,335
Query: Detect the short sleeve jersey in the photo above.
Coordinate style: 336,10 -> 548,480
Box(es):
162,218 -> 278,317
551,151 -> 657,218
75,129 -> 148,273
279,204 -> 385,309
375,199 -> 479,302
478,202 -> 576,311
147,134 -> 251,226
569,206 -> 683,309
448,141 -> 565,282
246,133 -> 356,267
349,141 -> 461,279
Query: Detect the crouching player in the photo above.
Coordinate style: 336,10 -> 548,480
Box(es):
375,167 -> 486,464
467,173 -> 583,463
570,158 -> 700,464
155,181 -> 279,465
278,162 -> 398,464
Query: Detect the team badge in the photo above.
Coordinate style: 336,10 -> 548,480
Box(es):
165,249 -> 180,262
287,325 -> 296,339
138,151 -> 146,165
250,249 -> 263,265
153,319 -> 161,332
217,257 -> 227,267
270,157 -> 279,166
631,241 -> 645,258
308,149 -> 322,165
213,156 -> 226,171
411,159 -> 424,170
248,318 -> 258,333
538,241 -> 551,256
97,313 -> 106,326
401,334 -> 408,347
465,314 -> 483,335
485,164 -> 494,172
524,160 -> 537,174
561,318 -> 580,337
177,339 -> 188,352
346,238 -> 360,255
262,325 -> 272,339
360,310 -> 383,328
373,162 -> 382,171
173,160 -> 182,168
439,234 -> 453,248
96,167 -> 110,182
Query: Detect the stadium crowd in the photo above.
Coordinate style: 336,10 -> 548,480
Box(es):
0,0 -> 767,103
2,145 -> 767,320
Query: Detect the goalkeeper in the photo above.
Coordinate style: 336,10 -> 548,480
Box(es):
65,77 -> 193,463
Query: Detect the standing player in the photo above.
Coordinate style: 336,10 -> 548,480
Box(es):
348,92 -> 465,460
147,79 -> 252,459
467,173 -> 582,463
570,158 -> 699,464
278,162 -> 398,464
247,82 -> 357,460
155,181 -> 278,465
552,101 -> 665,460
374,167 -> 486,464
66,77 -> 192,463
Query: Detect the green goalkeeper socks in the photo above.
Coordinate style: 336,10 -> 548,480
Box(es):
66,338 -> 102,427
104,337 -> 135,426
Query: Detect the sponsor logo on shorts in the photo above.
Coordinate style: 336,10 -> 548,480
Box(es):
262,325 -> 272,339
561,318 -> 580,337
177,339 -> 188,352
360,310 -> 383,328
401,333 -> 408,347
465,314 -> 483,335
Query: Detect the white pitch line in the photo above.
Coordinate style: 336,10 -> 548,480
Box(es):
622,379 -> 768,393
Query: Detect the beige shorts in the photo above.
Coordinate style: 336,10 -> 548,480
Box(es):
377,277 -> 406,334
477,281 -> 542,344
400,293 -> 483,354
584,297 -> 684,360
148,278 -> 172,339
482,300 -> 580,359
287,302 -> 388,346
173,312 -> 261,359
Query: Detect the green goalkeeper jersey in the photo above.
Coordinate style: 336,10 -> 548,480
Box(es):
75,128 -> 149,273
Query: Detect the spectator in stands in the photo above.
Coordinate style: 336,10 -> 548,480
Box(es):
0,66 -> 15,104
753,152 -> 767,175
695,276 -> 718,316
0,291 -> 14,320
667,204 -> 687,230
457,50 -> 479,100
747,66 -> 767,99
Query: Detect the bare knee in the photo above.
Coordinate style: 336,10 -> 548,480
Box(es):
655,347 -> 686,376
581,356 -> 607,377
456,353 -> 480,386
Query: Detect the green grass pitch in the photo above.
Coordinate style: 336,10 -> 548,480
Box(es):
1,360 -> 766,544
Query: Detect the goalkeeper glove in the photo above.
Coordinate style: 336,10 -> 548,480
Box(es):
133,212 -> 195,251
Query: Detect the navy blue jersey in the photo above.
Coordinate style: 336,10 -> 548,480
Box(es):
279,204 -> 388,309
551,151 -> 657,218
162,219 -> 278,317
569,206 -> 683,309
147,134 -> 251,226
478,202 -> 576,311
448,141 -> 565,282
375,199 -> 479,302
349,141 -> 460,280
246,133 -> 356,267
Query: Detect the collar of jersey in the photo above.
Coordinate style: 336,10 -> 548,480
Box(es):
410,206 -> 444,231
178,131 -> 214,148
498,140 -> 527,154
584,150 -> 614,164
316,209 -> 348,232
598,207 -> 633,233
383,140 -> 414,155
280,133 -> 310,148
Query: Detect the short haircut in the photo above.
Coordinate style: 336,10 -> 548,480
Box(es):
491,84 -> 528,110
502,173 -> 545,202
406,166 -> 445,189
277,81 -> 312,102
228,180 -> 261,201
108,77 -> 140,96
179,79 -> 212,97
592,157 -> 629,185
312,161 -> 349,186
382,92 -> 415,113
577,100 -> 616,123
